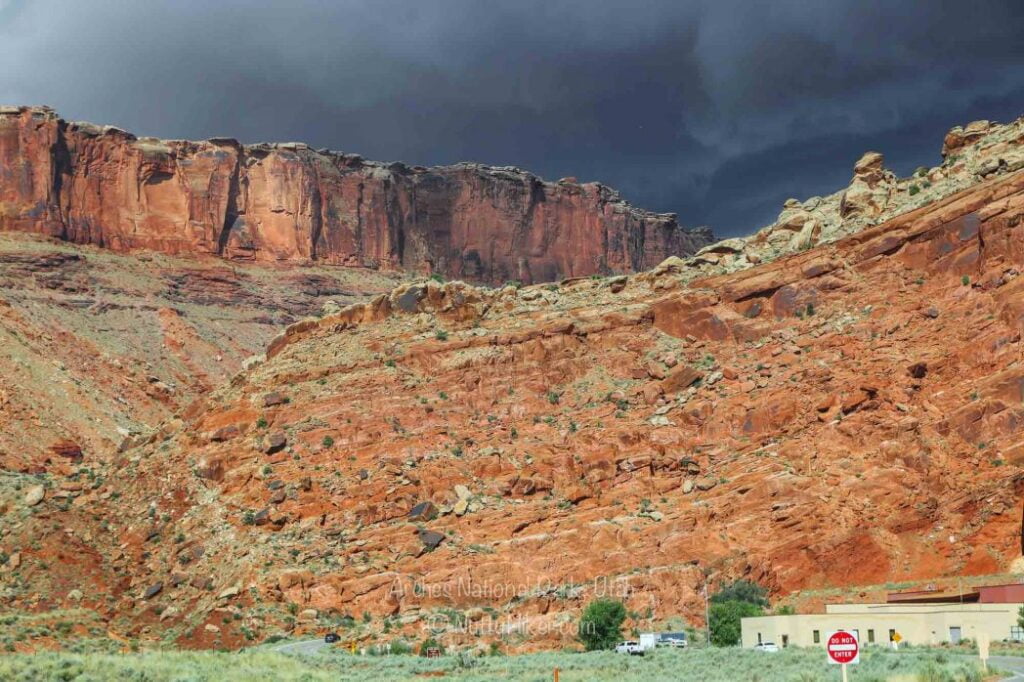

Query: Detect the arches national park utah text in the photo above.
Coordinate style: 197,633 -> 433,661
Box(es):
3,1 -> 1024,680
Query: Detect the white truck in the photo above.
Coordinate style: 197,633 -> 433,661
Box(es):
614,640 -> 645,655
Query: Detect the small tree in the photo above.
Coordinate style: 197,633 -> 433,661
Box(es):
418,637 -> 446,657
1017,604 -> 1024,631
708,580 -> 769,646
709,600 -> 763,646
578,598 -> 627,651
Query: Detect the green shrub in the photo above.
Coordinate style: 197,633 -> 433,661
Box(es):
418,637 -> 446,657
0,646 -> 990,681
710,580 -> 768,607
389,640 -> 412,655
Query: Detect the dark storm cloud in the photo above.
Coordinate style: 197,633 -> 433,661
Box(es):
2,0 -> 1024,236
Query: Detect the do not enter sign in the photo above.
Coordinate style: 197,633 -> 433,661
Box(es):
827,630 -> 860,665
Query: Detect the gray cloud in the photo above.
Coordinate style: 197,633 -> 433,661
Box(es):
2,0 -> 1023,236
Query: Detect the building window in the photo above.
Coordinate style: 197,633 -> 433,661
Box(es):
1011,626 -> 1024,642
757,633 -> 762,644
889,629 -> 896,642
813,630 -> 820,644
868,629 -> 875,644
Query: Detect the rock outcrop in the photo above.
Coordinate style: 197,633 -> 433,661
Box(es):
0,106 -> 711,284
687,115 -> 1024,277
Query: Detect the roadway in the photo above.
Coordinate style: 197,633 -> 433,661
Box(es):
991,655 -> 1024,681
272,638 -> 330,656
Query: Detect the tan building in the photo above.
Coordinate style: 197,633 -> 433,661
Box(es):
742,583 -> 1024,649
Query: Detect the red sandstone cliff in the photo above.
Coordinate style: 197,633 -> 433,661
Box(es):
0,106 -> 711,284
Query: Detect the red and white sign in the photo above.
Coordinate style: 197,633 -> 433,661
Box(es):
826,630 -> 860,665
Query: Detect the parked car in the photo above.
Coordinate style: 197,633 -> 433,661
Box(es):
324,632 -> 340,644
657,632 -> 688,648
614,641 -> 645,655
753,641 -> 780,652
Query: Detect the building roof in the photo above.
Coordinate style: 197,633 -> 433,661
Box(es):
887,582 -> 1024,604
886,589 -> 979,604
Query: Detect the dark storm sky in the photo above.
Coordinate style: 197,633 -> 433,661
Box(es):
3,0 -> 1024,237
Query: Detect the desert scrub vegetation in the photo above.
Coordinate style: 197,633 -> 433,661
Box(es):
0,646 -> 986,681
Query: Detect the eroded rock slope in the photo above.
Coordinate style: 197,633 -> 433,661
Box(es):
0,233 -> 400,470
4,152 -> 1024,652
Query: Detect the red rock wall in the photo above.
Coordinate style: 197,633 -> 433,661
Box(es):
0,107 -> 711,283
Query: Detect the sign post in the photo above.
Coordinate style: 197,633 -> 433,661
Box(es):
826,630 -> 860,682
978,633 -> 990,672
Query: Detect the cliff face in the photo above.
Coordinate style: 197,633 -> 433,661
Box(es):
4,110 -> 1024,653
9,162 -> 1021,652
0,107 -> 711,283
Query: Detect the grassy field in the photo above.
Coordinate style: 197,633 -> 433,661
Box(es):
0,646 -> 989,681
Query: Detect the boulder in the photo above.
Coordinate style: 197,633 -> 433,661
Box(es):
840,151 -> 894,219
264,433 -> 287,454
24,485 -> 45,507
942,120 -> 991,157
50,439 -> 83,462
661,366 -> 703,393
695,477 -> 718,491
418,530 -> 446,551
262,392 -> 288,407
408,501 -> 439,521
209,425 -> 240,442
194,458 -> 224,482
218,584 -> 241,600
